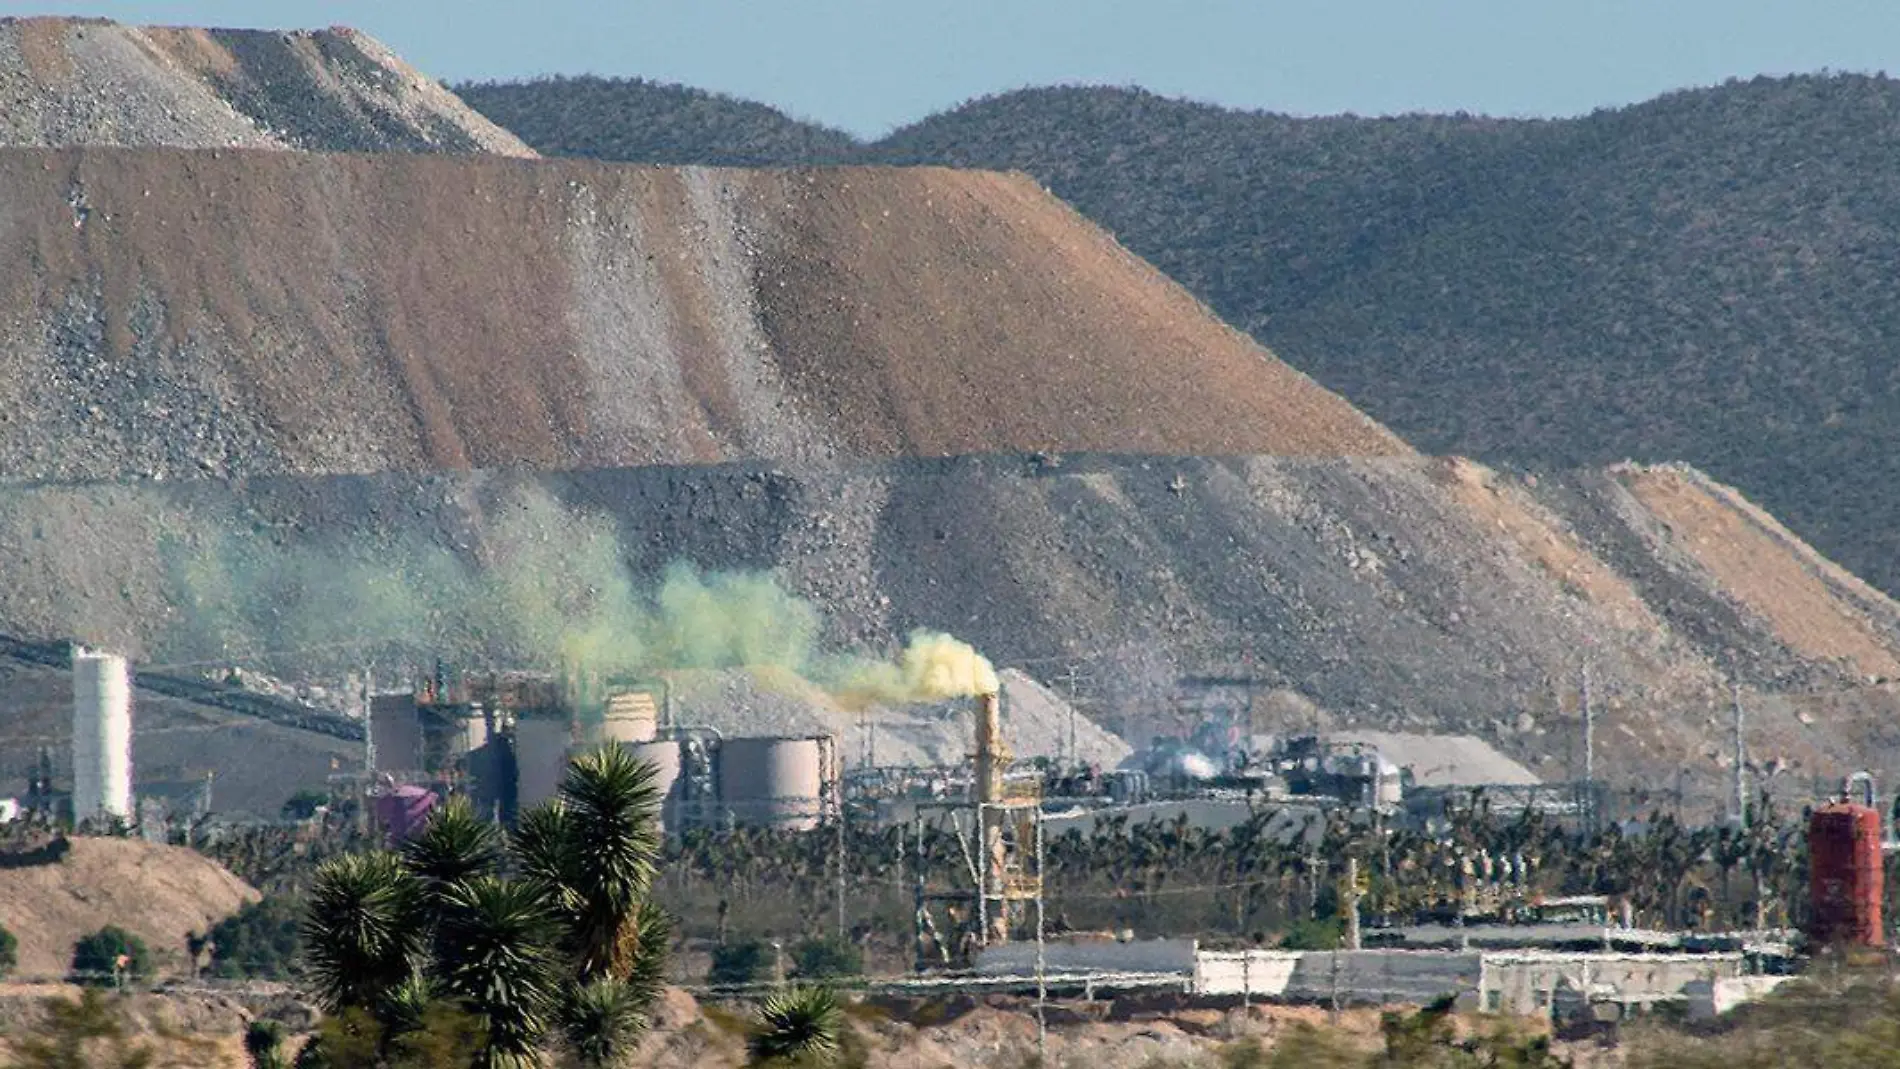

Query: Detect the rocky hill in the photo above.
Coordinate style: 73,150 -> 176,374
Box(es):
0,836 -> 255,978
460,74 -> 1900,598
0,147 -> 1400,480
458,75 -> 854,166
2,28 -> 1899,800
0,17 -> 531,155
3,456 -> 1898,803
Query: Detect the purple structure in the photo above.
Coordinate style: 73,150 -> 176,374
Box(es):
372,785 -> 439,843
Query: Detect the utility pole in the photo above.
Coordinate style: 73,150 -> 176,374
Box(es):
1061,664 -> 1086,769
835,785 -> 848,940
1580,665 -> 1594,787
1732,682 -> 1748,831
1345,856 -> 1363,951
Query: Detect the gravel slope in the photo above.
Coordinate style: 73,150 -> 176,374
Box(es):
0,17 -> 532,155
0,148 -> 1402,484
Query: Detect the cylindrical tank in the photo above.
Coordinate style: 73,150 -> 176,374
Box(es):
718,736 -> 825,830
370,693 -> 423,773
627,739 -> 682,832
1808,802 -> 1884,947
514,716 -> 574,812
601,691 -> 659,745
72,650 -> 133,823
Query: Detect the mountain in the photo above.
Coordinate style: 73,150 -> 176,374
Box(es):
2,21 -> 1899,801
457,75 -> 854,166
459,74 -> 1900,596
0,17 -> 532,154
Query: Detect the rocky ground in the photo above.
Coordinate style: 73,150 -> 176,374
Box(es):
0,18 -> 531,154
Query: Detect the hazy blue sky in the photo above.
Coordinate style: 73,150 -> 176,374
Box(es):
18,1 -> 1900,136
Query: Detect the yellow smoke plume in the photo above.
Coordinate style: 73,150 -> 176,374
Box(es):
833,630 -> 998,709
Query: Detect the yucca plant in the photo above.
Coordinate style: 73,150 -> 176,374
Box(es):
433,876 -> 562,1069
748,985 -> 842,1067
558,977 -> 648,1069
301,851 -> 424,1014
516,744 -> 664,980
302,744 -> 673,1069
402,796 -> 503,897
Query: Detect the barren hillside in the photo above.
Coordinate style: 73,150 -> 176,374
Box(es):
0,148 -> 1401,481
0,17 -> 531,155
0,456 -> 1895,800
0,836 -> 256,978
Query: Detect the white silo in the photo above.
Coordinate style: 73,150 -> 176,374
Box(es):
72,649 -> 133,823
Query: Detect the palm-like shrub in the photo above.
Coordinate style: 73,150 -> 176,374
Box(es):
748,985 -> 841,1067
302,851 -> 423,1013
300,745 -> 674,1068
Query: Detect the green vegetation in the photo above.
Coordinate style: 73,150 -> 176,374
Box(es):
748,986 -> 842,1067
283,789 -> 331,821
245,1019 -> 289,1069
297,743 -> 832,1068
8,987 -> 213,1069
1279,916 -> 1345,952
0,921 -> 17,979
455,76 -> 857,167
710,939 -> 775,987
791,936 -> 863,981
208,895 -> 302,979
69,926 -> 151,988
460,72 -> 1900,595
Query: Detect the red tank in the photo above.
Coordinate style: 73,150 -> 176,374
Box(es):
1807,802 -> 1884,947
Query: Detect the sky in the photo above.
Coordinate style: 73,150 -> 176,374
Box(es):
15,1 -> 1900,137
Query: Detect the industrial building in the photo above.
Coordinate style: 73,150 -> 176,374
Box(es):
976,938 -> 1786,1021
363,665 -> 839,835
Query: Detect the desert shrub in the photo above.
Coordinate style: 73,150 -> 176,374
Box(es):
282,790 -> 330,821
1279,916 -> 1344,951
210,895 -> 302,979
69,926 -> 151,987
710,938 -> 774,987
9,986 -> 213,1069
792,935 -> 862,980
0,922 -> 17,979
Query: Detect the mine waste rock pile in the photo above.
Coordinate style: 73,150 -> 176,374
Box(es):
0,16 -> 1898,809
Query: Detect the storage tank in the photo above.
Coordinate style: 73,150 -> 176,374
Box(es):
627,739 -> 682,832
601,690 -> 659,745
514,716 -> 574,811
1808,801 -> 1884,947
72,650 -> 133,823
718,736 -> 826,830
369,693 -> 423,773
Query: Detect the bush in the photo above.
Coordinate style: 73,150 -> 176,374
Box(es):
70,926 -> 152,987
209,896 -> 302,979
281,790 -> 330,822
0,923 -> 16,979
791,935 -> 862,980
709,939 -> 773,987
1279,917 -> 1344,951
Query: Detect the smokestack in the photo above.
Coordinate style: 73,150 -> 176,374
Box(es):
973,689 -> 1012,945
73,649 -> 133,824
974,690 -> 1006,807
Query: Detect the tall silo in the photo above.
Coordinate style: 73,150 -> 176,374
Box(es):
72,649 -> 133,823
514,716 -> 573,811
717,736 -> 826,830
